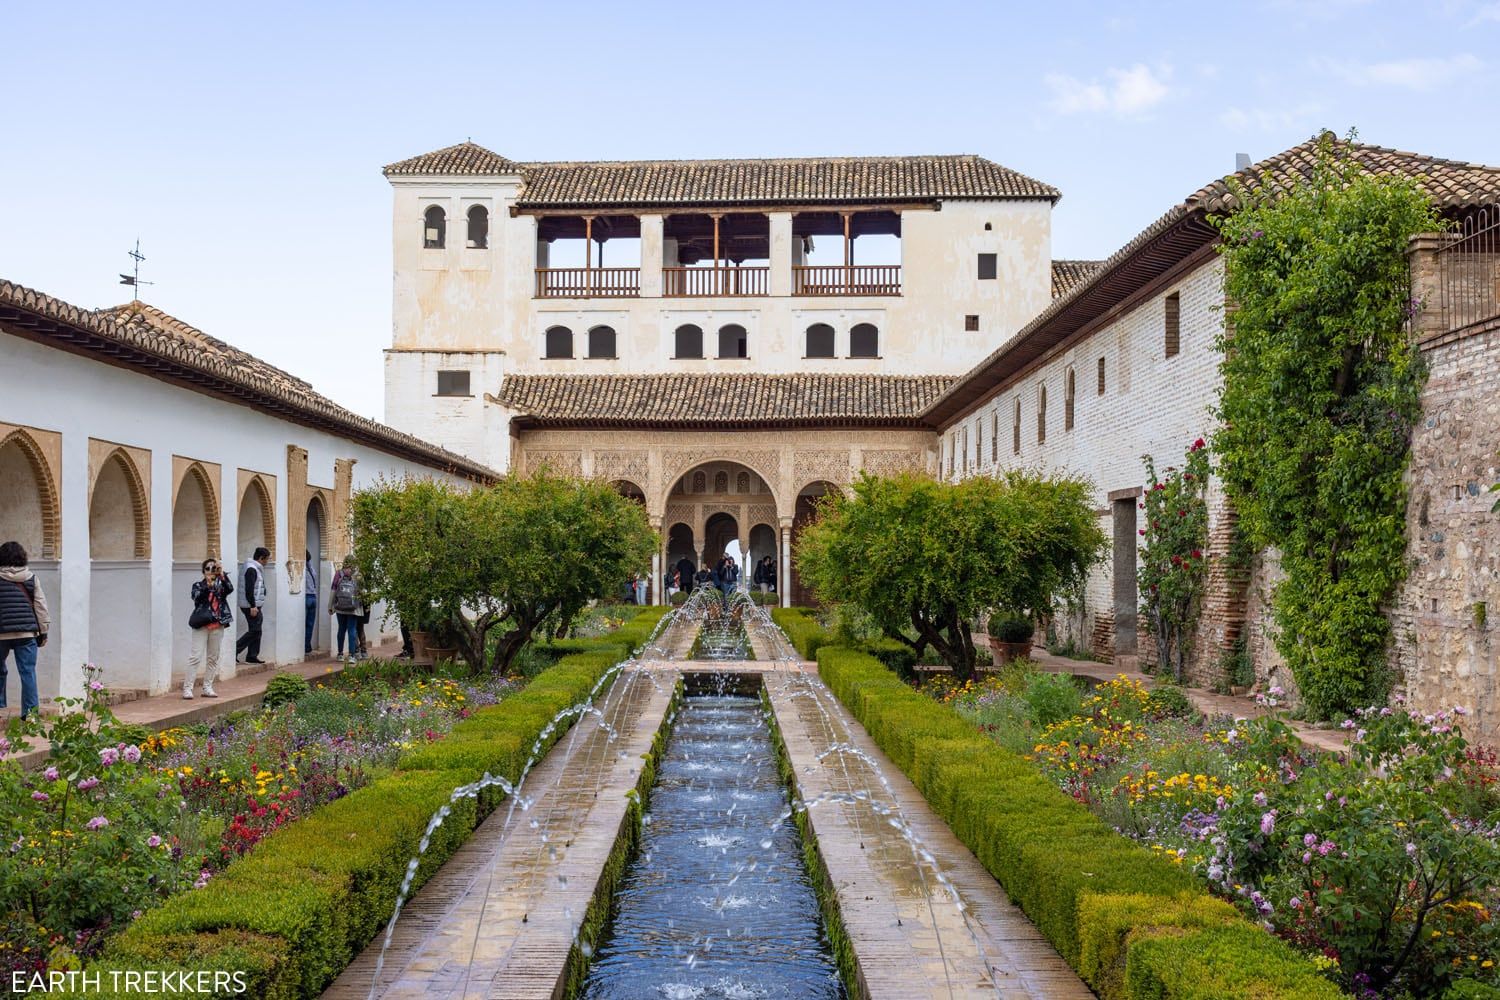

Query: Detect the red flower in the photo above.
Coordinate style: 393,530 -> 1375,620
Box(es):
1191,549 -> 1203,559
1191,438 -> 1206,451
1138,528 -> 1146,536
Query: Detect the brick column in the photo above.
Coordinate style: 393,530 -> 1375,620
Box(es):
1407,232 -> 1458,342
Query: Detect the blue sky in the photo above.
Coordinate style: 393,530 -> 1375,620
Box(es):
2,0 -> 1496,419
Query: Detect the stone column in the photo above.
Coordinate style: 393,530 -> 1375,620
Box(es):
779,518 -> 794,609
640,214 -> 664,298
1407,232 -> 1459,343
768,212 -> 793,297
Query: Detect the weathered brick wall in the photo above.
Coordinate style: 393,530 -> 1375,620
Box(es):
1389,316 -> 1500,743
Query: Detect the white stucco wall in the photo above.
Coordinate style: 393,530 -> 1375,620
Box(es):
384,175 -> 1053,467
0,330 -> 476,703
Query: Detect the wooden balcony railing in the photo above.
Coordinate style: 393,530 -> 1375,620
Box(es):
534,267 -> 640,298
793,265 -> 901,296
663,266 -> 769,297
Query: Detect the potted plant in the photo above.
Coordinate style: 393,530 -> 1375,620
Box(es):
425,613 -> 462,664
986,614 -> 1035,663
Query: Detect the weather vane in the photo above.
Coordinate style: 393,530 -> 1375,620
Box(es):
119,240 -> 153,299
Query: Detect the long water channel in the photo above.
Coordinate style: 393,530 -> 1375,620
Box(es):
580,674 -> 844,999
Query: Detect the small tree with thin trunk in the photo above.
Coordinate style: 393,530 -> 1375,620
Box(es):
795,471 -> 1107,680
352,473 -> 656,674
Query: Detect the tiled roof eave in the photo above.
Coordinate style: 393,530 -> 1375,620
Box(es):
0,281 -> 498,483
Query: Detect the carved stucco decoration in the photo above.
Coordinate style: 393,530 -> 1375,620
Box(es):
859,448 -> 926,478
659,450 -> 782,508
793,450 -> 851,492
747,503 -> 778,528
527,450 -> 583,476
594,450 -> 650,488
663,503 -> 695,528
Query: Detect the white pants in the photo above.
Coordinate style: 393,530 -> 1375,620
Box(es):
186,627 -> 224,691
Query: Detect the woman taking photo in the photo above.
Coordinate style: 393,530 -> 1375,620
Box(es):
185,557 -> 234,699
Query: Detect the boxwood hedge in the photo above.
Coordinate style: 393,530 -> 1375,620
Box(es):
86,608 -> 666,999
813,644 -> 1343,1000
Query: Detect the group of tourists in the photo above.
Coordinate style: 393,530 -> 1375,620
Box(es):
662,553 -> 777,604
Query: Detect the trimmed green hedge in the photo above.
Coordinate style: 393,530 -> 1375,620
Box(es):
89,611 -> 660,999
771,607 -> 828,659
814,645 -> 1343,1000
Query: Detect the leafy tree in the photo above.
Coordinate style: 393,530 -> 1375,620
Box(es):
1138,439 -> 1211,681
1213,130 -> 1439,719
795,471 -> 1106,680
352,473 -> 655,674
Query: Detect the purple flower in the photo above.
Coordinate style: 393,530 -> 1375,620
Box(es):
1405,842 -> 1418,857
0,737 -> 9,757
1303,851 -> 1313,864
1253,791 -> 1268,807
1340,719 -> 1356,730
147,835 -> 162,848
1269,685 -> 1284,697
85,816 -> 109,830
1260,811 -> 1277,836
88,680 -> 103,691
77,776 -> 99,791
1289,897 -> 1302,909
43,766 -> 59,781
1303,833 -> 1318,847
123,745 -> 142,764
31,791 -> 49,802
99,747 -> 119,766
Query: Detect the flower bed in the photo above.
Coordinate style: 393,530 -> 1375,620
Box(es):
935,670 -> 1500,999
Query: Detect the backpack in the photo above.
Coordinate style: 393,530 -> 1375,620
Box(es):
333,571 -> 360,613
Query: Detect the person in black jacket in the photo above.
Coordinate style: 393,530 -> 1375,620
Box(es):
235,546 -> 270,664
675,556 -> 696,595
185,558 -> 234,699
0,540 -> 49,720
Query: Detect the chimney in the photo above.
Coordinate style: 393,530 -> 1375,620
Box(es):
1235,152 -> 1252,171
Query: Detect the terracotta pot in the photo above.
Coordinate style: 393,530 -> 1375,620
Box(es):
1229,684 -> 1252,697
409,630 -> 431,660
426,646 -> 458,663
988,637 -> 1033,664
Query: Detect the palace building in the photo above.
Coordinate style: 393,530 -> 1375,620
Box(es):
381,137 -> 1500,740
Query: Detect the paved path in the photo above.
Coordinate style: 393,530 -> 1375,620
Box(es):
322,665 -> 679,1000
764,670 -> 1093,1000
7,644 -> 384,770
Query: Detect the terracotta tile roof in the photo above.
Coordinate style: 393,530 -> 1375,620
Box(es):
385,144 -> 1060,206
1051,259 -> 1104,299
1188,135 -> 1500,214
0,281 -> 497,481
498,373 -> 956,428
925,137 -> 1500,428
383,141 -> 521,176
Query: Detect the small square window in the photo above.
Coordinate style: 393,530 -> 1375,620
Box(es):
964,314 -> 980,331
977,254 -> 997,280
436,370 -> 471,397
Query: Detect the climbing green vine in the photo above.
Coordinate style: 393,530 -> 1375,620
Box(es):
1212,131 -> 1439,720
1138,439 -> 1210,682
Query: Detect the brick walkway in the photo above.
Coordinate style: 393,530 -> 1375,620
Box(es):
6,643 -> 393,770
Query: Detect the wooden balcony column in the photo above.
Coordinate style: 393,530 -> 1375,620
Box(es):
584,216 -> 594,296
712,213 -> 722,295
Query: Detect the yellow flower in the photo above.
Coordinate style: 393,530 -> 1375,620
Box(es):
180,766 -> 193,776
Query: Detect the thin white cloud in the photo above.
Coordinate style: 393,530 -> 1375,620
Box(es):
1045,64 -> 1172,117
1219,103 -> 1324,133
1319,53 -> 1483,91
1468,3 -> 1500,25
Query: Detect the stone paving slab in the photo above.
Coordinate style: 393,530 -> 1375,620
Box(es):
764,670 -> 1093,1000
321,665 -> 679,1000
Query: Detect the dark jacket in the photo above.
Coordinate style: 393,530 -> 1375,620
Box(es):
0,568 -> 48,638
676,558 -> 695,586
762,559 -> 777,586
694,569 -> 713,587
190,576 -> 235,629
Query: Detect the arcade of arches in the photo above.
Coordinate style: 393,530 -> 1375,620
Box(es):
516,428 -> 936,605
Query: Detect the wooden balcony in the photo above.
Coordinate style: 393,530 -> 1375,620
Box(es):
534,267 -> 640,298
663,266 -> 769,297
793,265 -> 901,296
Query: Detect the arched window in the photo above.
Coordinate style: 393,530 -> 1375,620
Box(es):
544,326 -> 573,359
805,323 -> 835,358
718,324 -> 748,359
1012,399 -> 1021,455
1038,385 -> 1048,444
423,206 -> 446,249
674,324 -> 703,359
1097,356 -> 1106,395
849,323 -> 879,358
466,205 -> 489,249
736,471 -> 749,492
1065,367 -> 1076,431
714,471 -> 728,493
588,325 -> 616,359
693,471 -> 706,492
991,412 -> 999,462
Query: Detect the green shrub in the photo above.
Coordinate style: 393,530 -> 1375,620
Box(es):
813,645 -> 1341,999
670,591 -> 689,605
1021,671 -> 1085,727
771,608 -> 828,659
860,636 -> 917,680
262,672 -> 310,708
987,615 -> 1035,642
97,644 -> 633,998
1144,683 -> 1194,720
1446,981 -> 1500,1000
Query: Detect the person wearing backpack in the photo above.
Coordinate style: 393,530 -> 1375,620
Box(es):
329,556 -> 363,664
0,541 -> 50,720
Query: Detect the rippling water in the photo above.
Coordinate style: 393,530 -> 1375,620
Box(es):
579,693 -> 844,1000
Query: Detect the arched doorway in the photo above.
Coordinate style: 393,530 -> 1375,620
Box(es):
236,478 -> 275,663
748,523 -> 777,595
90,450 -> 150,692
703,511 -> 739,572
172,465 -> 218,680
666,523 -> 696,592
305,495 -> 327,654
791,481 -> 839,606
1,430 -> 61,700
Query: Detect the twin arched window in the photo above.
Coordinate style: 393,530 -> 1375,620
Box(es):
675,324 -> 704,358
804,322 -> 880,358
423,206 -> 446,249
467,205 -> 488,249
